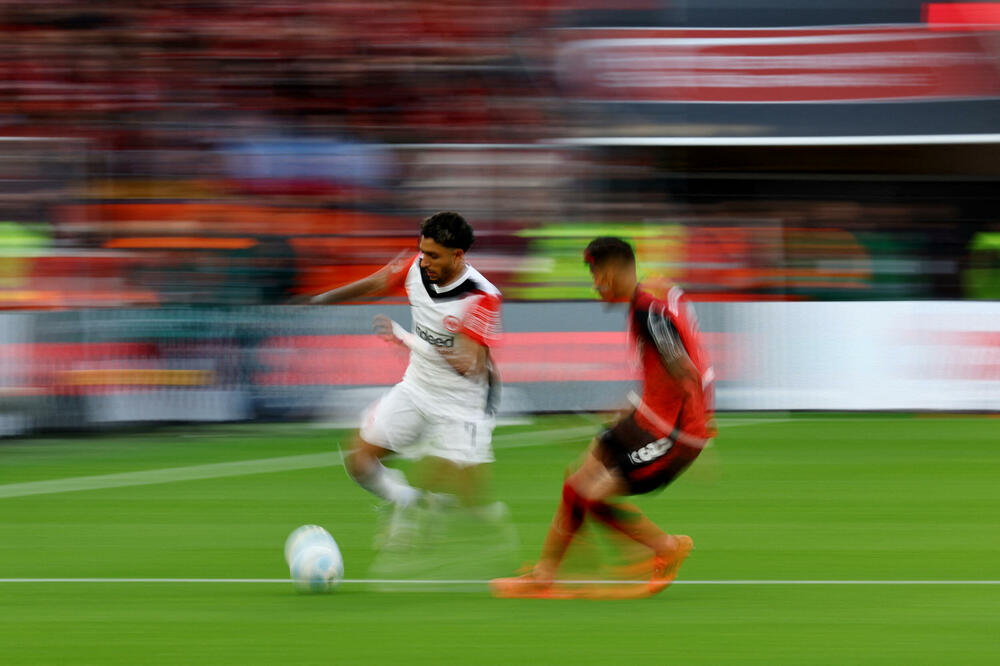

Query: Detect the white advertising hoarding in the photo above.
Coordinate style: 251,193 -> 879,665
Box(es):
718,301 -> 999,411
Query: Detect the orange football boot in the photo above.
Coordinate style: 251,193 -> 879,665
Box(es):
649,534 -> 693,594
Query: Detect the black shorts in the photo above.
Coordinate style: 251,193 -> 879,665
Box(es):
597,413 -> 701,495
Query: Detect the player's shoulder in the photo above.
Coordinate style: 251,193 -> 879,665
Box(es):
464,264 -> 501,299
631,286 -> 688,341
404,253 -> 422,277
632,286 -> 666,317
402,253 -> 422,287
634,284 -> 685,317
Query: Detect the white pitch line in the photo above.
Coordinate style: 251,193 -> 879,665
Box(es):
0,578 -> 295,584
0,578 -> 998,585
0,451 -> 343,500
0,418 -> 781,500
0,426 -> 589,500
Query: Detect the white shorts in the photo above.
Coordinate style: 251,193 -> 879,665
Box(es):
359,383 -> 495,466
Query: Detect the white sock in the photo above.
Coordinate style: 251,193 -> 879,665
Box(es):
354,461 -> 421,507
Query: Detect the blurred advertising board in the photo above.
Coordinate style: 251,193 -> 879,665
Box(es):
555,25 -> 1000,138
720,300 -> 1000,411
1,301 -> 997,435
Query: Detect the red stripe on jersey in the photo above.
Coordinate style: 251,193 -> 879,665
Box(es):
460,291 -> 502,347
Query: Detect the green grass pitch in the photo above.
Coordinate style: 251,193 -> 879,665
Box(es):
2,413 -> 999,664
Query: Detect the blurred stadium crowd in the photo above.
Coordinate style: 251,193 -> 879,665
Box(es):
0,0 -> 997,310
0,1 -> 998,433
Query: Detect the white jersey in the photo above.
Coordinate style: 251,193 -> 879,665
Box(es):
399,256 -> 502,419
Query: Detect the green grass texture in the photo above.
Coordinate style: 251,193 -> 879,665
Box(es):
2,413 -> 999,665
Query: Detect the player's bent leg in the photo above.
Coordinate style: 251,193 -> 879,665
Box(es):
530,443 -> 626,580
345,436 -> 422,508
491,483 -> 656,600
588,415 -> 702,592
350,384 -> 428,508
345,436 -> 429,553
491,472 -> 599,598
492,437 -> 694,599
582,486 -> 693,593
587,500 -> 674,555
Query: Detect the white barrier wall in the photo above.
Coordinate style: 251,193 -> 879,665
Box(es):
0,301 -> 996,434
717,301 -> 1000,411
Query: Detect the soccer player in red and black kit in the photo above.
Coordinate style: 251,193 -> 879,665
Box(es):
491,236 -> 715,599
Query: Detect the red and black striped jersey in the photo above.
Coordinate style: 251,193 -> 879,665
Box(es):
628,285 -> 715,444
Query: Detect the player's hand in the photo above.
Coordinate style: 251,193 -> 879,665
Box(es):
372,315 -> 406,347
286,293 -> 315,305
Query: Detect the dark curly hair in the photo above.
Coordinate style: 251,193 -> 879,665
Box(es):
584,236 -> 635,267
420,211 -> 474,252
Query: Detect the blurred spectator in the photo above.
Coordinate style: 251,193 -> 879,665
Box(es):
0,1 -> 998,307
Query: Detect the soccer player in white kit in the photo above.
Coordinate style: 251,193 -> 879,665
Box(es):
308,212 -> 502,517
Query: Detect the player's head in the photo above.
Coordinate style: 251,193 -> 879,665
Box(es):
419,211 -> 474,284
584,236 -> 637,302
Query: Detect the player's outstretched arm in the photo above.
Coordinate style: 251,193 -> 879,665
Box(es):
376,315 -> 487,377
307,251 -> 412,305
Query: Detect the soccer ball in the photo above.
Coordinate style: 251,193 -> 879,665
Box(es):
284,525 -> 344,593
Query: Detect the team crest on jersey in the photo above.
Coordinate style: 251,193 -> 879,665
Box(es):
443,315 -> 461,333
